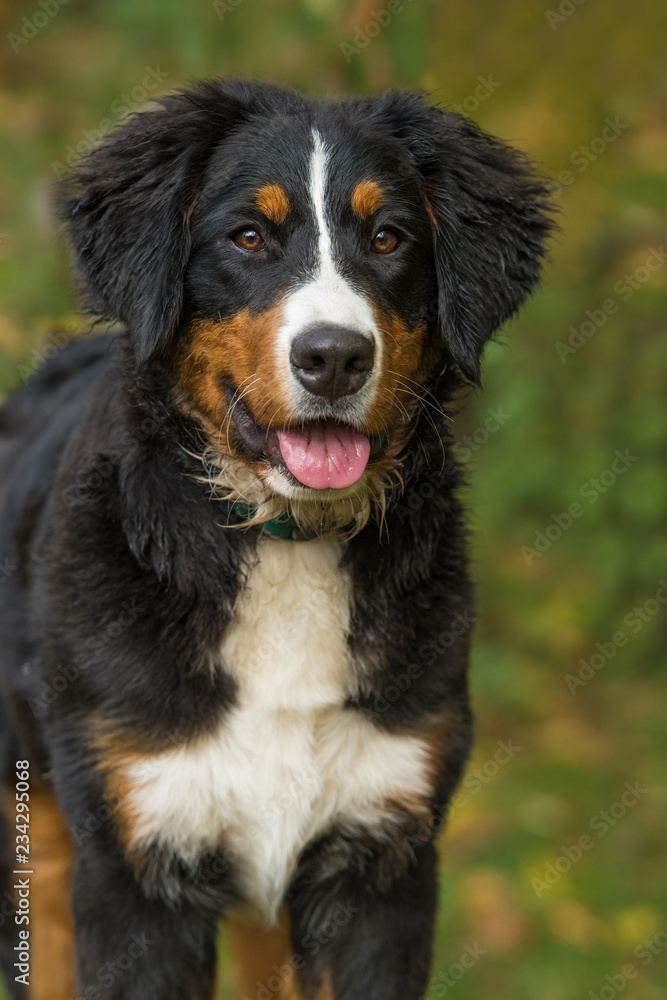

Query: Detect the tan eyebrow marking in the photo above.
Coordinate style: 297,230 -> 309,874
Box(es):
351,179 -> 384,219
254,183 -> 290,224
423,191 -> 438,229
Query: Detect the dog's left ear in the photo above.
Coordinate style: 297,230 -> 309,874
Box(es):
61,82 -> 255,363
365,93 -> 554,383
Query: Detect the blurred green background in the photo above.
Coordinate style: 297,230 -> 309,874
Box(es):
0,1 -> 666,998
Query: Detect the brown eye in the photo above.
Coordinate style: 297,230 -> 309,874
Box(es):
371,229 -> 399,254
233,228 -> 266,252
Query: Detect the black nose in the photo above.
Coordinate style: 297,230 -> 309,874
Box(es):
290,326 -> 375,401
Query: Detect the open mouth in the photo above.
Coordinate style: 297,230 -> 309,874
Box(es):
225,387 -> 384,491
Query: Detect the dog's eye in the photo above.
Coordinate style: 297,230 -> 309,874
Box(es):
233,229 -> 266,252
371,229 -> 400,254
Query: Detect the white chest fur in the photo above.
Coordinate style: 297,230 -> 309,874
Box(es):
124,536 -> 429,921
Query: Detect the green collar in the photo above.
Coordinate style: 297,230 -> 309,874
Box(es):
232,502 -> 302,540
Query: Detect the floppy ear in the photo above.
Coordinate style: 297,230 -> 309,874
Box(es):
61,82 -> 254,363
366,93 -> 554,383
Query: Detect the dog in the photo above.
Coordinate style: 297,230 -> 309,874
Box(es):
0,79 -> 551,999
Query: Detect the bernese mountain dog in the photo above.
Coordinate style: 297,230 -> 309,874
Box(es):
0,80 -> 551,999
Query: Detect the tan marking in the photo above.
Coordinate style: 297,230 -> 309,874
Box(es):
177,307 -> 292,448
20,781 -> 76,999
185,192 -> 200,226
318,972 -> 334,1000
228,907 -> 293,999
363,308 -> 438,438
255,183 -> 290,224
419,713 -> 451,787
182,307 -> 432,446
171,304 -> 439,533
386,717 -> 446,823
90,726 -> 192,856
351,179 -> 383,219
89,725 -> 159,853
228,908 -> 333,999
423,191 -> 438,229
387,709 -> 472,849
96,750 -> 144,849
170,292 -> 444,534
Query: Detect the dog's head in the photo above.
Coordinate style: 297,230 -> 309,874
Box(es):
63,80 -> 552,532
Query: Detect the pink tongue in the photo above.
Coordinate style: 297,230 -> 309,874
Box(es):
276,423 -> 371,490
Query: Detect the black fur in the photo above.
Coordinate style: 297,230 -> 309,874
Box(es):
359,91 -> 552,381
0,79 -> 551,998
62,80 -> 551,376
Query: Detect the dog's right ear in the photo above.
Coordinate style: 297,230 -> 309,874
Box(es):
61,82 -> 254,364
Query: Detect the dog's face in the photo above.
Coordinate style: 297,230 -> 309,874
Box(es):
64,81 -> 551,525
181,112 -> 439,501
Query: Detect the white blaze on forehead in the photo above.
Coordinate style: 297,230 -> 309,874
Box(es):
276,130 -> 380,368
311,130 -> 333,280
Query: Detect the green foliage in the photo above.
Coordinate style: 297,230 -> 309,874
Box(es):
0,2 -> 665,998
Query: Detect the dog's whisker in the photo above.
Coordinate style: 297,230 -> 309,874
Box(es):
390,379 -> 448,461
388,372 -> 452,423
218,376 -> 263,452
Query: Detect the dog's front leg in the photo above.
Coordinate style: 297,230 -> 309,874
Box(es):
71,838 -> 221,1000
287,834 -> 437,1000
